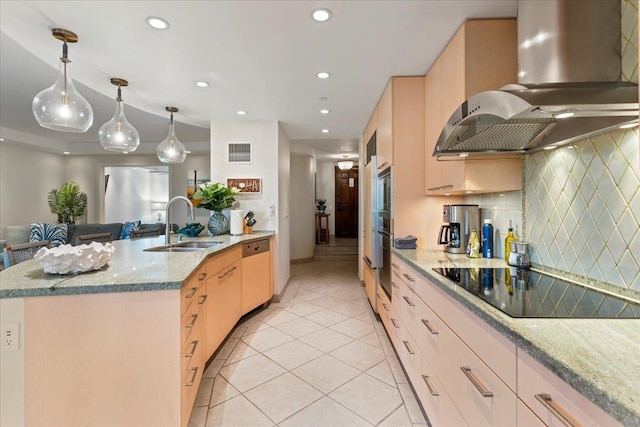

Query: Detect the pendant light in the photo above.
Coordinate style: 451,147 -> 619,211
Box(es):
32,28 -> 93,133
99,78 -> 140,152
157,107 -> 186,163
337,155 -> 354,170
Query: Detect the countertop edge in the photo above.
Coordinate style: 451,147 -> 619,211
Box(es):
392,248 -> 639,427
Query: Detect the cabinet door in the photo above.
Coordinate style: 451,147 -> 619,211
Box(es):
376,81 -> 393,170
363,162 -> 372,261
419,355 -> 467,427
363,261 -> 376,311
363,107 -> 377,148
241,250 -> 272,314
206,272 -> 227,357
224,260 -> 242,330
424,63 -> 443,194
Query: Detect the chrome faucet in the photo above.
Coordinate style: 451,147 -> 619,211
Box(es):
165,196 -> 195,245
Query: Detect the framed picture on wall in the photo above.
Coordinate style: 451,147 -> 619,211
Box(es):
227,178 -> 261,194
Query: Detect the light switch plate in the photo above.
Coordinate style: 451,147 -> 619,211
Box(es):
1,322 -> 19,351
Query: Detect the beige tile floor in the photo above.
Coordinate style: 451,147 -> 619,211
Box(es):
188,260 -> 428,427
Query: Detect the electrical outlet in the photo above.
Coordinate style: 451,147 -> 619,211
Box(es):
1,323 -> 19,352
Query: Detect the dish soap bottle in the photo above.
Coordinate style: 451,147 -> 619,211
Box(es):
504,220 -> 517,263
482,219 -> 493,258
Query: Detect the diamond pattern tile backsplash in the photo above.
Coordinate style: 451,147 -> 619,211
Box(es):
470,0 -> 640,294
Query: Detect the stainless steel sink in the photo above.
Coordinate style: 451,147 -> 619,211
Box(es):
143,241 -> 223,252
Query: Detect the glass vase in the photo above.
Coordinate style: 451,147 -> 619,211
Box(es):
207,211 -> 229,235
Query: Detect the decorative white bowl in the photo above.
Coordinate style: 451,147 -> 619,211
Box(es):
34,242 -> 115,274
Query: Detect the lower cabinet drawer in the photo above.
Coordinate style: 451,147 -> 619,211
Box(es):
419,355 -> 467,427
395,322 -> 420,381
518,399 -> 545,427
413,296 -> 447,374
180,284 -> 206,346
181,317 -> 206,427
443,326 -> 517,427
517,350 -> 623,427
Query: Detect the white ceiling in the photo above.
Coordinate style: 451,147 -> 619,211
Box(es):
0,0 -> 517,160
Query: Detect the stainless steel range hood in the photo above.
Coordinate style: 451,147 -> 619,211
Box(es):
434,0 -> 639,158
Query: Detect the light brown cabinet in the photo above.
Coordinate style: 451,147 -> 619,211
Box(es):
376,82 -> 393,170
241,238 -> 273,314
424,18 -> 522,196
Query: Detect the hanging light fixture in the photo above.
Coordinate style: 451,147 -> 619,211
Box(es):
32,28 -> 93,133
157,107 -> 186,163
99,78 -> 140,152
337,155 -> 354,170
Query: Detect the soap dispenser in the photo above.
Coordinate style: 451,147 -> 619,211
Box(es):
504,220 -> 517,263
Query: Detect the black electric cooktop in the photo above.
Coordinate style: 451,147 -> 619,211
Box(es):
432,267 -> 640,319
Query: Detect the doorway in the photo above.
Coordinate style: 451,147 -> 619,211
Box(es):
334,166 -> 359,238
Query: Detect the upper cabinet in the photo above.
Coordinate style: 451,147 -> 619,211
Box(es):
376,82 -> 393,170
425,19 -> 522,196
363,107 -> 377,151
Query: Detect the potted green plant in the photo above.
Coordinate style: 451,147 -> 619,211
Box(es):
48,182 -> 87,224
316,198 -> 327,212
192,182 -> 239,235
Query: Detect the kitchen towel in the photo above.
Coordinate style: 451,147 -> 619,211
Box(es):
394,243 -> 417,250
230,210 -> 244,235
394,235 -> 417,246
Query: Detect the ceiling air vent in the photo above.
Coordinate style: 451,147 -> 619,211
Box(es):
227,142 -> 252,164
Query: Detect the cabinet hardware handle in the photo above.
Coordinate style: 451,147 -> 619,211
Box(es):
403,296 -> 415,307
391,281 -> 399,289
185,287 -> 198,298
403,273 -> 415,283
390,318 -> 400,329
421,319 -> 438,334
186,340 -> 199,357
402,340 -> 415,355
227,266 -> 238,274
427,184 -> 454,191
382,303 -> 390,312
199,295 -> 208,305
391,262 -> 399,269
185,314 -> 198,328
185,366 -> 199,386
218,271 -> 229,279
198,273 -> 207,281
460,366 -> 493,397
422,375 -> 439,396
535,394 -> 580,427
378,162 -> 389,170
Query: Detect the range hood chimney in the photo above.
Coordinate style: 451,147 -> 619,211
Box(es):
434,0 -> 638,158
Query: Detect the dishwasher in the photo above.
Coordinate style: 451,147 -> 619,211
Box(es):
241,238 -> 272,313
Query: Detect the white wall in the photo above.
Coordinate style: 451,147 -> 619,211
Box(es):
210,120 -> 290,294
289,153 -> 316,260
104,167 -> 153,223
316,161 -> 336,235
0,142 -> 65,239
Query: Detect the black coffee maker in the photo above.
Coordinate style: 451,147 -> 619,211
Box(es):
438,204 -> 480,254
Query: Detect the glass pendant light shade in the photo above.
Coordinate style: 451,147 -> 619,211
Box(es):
99,78 -> 140,152
157,107 -> 187,163
32,29 -> 93,133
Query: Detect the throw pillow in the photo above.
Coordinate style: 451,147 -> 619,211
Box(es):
120,221 -> 141,239
29,223 -> 68,247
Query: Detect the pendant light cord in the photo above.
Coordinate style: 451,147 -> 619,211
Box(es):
61,42 -> 69,104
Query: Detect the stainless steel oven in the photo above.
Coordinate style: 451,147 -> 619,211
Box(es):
377,167 -> 393,300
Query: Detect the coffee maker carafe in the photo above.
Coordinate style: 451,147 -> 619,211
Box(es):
438,205 -> 480,254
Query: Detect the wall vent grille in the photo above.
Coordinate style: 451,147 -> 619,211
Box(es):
228,142 -> 252,163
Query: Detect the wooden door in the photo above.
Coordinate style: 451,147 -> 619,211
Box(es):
334,166 -> 359,238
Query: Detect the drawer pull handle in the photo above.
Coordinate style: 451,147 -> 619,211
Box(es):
198,294 -> 208,305
391,281 -> 399,289
403,273 -> 415,283
422,375 -> 439,396
391,262 -> 399,269
390,318 -> 400,329
421,319 -> 438,334
185,313 -> 198,328
460,366 -> 493,397
382,303 -> 390,312
378,161 -> 389,170
402,340 -> 415,355
227,266 -> 238,274
218,271 -> 228,279
198,272 -> 207,281
186,340 -> 199,357
403,296 -> 415,307
185,287 -> 198,299
535,394 -> 580,427
185,366 -> 199,386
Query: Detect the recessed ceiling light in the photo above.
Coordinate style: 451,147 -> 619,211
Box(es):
195,81 -> 209,88
554,111 -> 575,119
458,152 -> 469,157
0,138 -> 5,142
620,121 -> 639,129
321,129 -> 329,134
316,72 -> 331,79
237,110 -> 247,115
320,109 -> 330,114
122,151 -> 129,154
63,151 -> 70,155
146,17 -> 169,30
311,8 -> 332,22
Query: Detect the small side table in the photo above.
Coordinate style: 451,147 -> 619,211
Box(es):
316,213 -> 330,245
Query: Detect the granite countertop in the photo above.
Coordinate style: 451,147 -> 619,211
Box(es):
0,231 -> 274,299
392,247 -> 640,427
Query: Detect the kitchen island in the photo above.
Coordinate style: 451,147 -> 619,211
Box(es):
390,247 -> 640,427
0,231 -> 274,427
